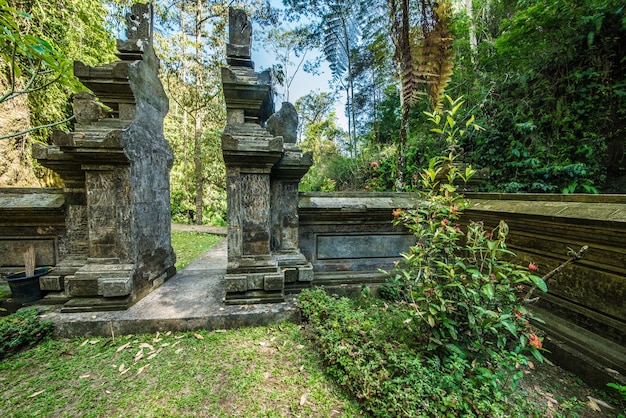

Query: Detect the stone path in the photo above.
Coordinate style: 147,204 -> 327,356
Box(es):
42,238 -> 300,338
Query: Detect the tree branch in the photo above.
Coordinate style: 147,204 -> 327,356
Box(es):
0,114 -> 76,141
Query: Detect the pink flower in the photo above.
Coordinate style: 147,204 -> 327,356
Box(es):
370,161 -> 379,168
393,209 -> 402,218
528,263 -> 538,272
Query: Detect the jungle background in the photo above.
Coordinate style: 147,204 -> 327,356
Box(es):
1,0 -> 625,226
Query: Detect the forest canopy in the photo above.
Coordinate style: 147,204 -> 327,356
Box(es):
1,0 -> 625,224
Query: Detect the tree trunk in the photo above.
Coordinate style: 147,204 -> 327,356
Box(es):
194,0 -> 204,225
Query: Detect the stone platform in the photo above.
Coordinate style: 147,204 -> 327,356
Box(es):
40,239 -> 300,338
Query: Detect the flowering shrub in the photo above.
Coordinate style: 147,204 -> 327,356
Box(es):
382,152 -> 547,362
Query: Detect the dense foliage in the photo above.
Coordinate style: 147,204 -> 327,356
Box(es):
297,144 -> 549,416
290,0 -> 626,194
0,308 -> 53,359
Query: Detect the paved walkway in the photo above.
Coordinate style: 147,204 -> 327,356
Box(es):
43,238 -> 300,338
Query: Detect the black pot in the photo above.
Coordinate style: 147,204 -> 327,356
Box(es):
5,267 -> 52,304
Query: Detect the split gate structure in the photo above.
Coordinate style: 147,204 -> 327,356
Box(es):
0,5 -> 623,391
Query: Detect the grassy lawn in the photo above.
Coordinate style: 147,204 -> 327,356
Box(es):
171,231 -> 223,270
0,323 -> 361,417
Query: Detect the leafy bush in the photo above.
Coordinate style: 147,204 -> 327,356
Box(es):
0,308 -> 53,359
384,152 -> 546,362
298,289 -> 533,417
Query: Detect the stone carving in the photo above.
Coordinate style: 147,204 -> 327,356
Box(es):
267,102 -> 298,144
125,3 -> 153,44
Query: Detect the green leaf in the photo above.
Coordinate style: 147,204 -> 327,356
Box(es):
481,283 -> 495,300
530,275 -> 548,292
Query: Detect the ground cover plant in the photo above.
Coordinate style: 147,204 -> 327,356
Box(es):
0,323 -> 361,417
171,231 -> 223,270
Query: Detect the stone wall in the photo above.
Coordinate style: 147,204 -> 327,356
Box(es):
298,191 -> 626,387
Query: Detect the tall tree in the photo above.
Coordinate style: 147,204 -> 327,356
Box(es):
388,0 -> 454,189
0,0 -> 115,186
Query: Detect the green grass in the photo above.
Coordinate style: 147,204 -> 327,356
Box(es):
171,231 -> 223,270
0,323 -> 362,417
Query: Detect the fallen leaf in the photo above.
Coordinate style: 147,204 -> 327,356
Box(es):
545,395 -> 558,405
193,333 -> 204,340
136,364 -> 149,376
165,331 -> 172,337
120,367 -> 130,375
105,390 -> 111,394
605,367 -> 619,375
139,343 -> 154,351
134,349 -> 144,362
125,334 -> 134,339
155,331 -> 160,339
175,348 -> 183,354
300,391 -> 309,406
215,329 -> 227,333
118,364 -> 126,372
296,345 -> 304,350
175,335 -> 184,339
116,342 -> 131,353
147,351 -> 158,360
153,338 -> 162,343
528,361 -> 535,370
259,341 -> 267,346
29,390 -> 45,398
160,343 -> 170,348
79,373 -> 90,379
587,396 -> 614,409
587,398 -> 601,412
171,341 -> 180,348
79,339 -> 89,347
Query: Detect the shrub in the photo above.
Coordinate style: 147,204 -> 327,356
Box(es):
0,308 -> 53,359
298,289 -> 532,417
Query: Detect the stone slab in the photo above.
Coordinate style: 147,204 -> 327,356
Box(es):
316,234 -> 415,259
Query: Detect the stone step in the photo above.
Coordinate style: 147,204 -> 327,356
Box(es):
74,263 -> 134,280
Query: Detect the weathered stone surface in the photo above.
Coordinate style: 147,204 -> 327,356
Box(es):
39,275 -> 64,291
228,7 -> 252,50
264,274 -> 284,291
266,102 -> 298,144
98,277 -> 132,297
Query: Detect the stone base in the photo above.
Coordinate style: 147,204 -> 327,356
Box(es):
61,296 -> 131,312
224,266 -> 286,304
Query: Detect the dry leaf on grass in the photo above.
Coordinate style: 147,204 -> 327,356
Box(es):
29,390 -> 45,398
139,343 -> 154,351
79,373 -> 91,379
300,391 -> 310,406
175,348 -> 183,354
118,363 -> 126,372
587,396 -> 614,410
116,342 -> 131,353
587,397 -> 602,412
136,364 -> 149,376
193,333 -> 204,340
134,349 -> 144,362
79,339 -> 89,347
89,340 -> 100,345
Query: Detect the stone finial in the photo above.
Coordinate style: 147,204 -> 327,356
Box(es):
266,102 -> 299,144
228,7 -> 252,48
125,3 -> 153,44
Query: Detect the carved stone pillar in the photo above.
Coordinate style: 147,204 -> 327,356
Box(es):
221,8 -> 285,303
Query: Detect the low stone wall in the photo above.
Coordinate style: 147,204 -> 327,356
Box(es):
298,192 -> 415,291
463,193 -> 626,387
298,191 -> 626,388
0,188 -> 67,275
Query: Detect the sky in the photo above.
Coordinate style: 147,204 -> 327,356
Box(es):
251,5 -> 349,130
